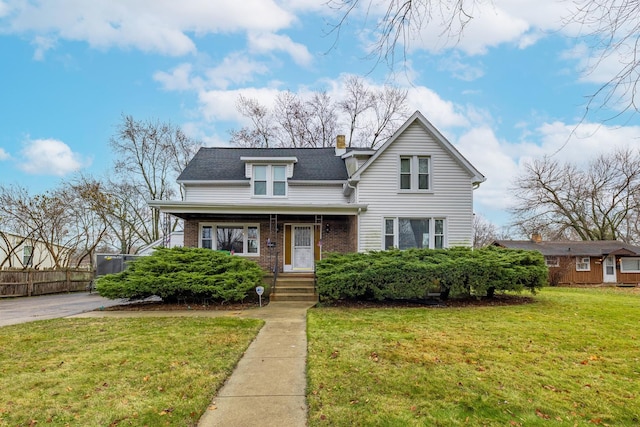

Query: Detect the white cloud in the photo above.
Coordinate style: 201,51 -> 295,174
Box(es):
0,147 -> 9,160
457,119 -> 640,228
248,32 -> 313,67
2,0 -> 296,56
205,53 -> 270,89
154,63 -> 200,91
19,138 -> 89,176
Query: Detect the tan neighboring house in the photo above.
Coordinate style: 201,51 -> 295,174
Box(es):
0,231 -> 70,269
493,235 -> 640,286
149,111 -> 485,275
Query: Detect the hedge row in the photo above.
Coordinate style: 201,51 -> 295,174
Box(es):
315,246 -> 547,303
96,247 -> 264,303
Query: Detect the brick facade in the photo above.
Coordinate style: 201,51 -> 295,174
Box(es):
183,215 -> 357,272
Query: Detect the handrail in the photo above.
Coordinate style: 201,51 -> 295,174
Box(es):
271,251 -> 279,292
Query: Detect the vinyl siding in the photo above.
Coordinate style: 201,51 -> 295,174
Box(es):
356,122 -> 475,251
184,183 -> 348,204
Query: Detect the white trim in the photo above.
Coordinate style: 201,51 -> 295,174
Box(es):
620,257 -> 640,273
240,156 -> 298,163
576,256 -> 591,271
350,111 -> 485,186
148,200 -> 367,216
199,223 -> 260,257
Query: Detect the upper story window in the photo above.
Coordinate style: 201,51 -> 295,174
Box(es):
400,156 -> 430,191
253,165 -> 287,197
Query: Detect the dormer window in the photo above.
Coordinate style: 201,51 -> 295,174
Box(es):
253,165 -> 287,197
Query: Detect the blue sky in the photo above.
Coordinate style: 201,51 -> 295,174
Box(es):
1,0 -> 639,231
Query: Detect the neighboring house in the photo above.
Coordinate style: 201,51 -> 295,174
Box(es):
493,235 -> 640,285
0,231 -> 70,269
149,111 -> 485,274
137,231 -> 185,256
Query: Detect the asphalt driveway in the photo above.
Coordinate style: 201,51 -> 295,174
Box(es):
0,292 -> 126,327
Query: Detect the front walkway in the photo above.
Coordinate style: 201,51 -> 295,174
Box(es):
72,301 -> 315,427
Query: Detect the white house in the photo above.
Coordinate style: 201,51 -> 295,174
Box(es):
149,111 -> 485,274
0,231 -> 69,269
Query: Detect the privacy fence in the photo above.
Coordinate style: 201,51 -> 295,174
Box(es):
0,269 -> 93,297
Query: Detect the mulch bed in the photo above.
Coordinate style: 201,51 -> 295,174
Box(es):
104,294 -> 534,311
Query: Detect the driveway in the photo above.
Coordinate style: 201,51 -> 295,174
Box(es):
0,292 -> 126,327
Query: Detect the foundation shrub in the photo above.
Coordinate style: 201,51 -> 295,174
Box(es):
96,247 -> 263,303
316,247 -> 547,303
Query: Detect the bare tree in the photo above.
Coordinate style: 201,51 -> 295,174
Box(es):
510,148 -> 640,243
472,213 -> 499,248
110,115 -> 200,244
330,0 -> 640,117
568,0 -> 640,118
230,77 -> 408,149
230,95 -> 278,148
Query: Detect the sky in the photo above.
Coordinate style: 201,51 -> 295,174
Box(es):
1,0 -> 639,233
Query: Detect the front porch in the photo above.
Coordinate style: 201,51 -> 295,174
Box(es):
182,213 -> 357,274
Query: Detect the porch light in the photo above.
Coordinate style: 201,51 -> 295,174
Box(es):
325,223 -> 330,234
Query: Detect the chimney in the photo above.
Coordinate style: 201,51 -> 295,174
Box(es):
335,134 -> 346,156
531,233 -> 542,243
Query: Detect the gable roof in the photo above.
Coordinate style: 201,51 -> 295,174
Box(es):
178,147 -> 349,182
350,110 -> 486,185
493,240 -> 640,257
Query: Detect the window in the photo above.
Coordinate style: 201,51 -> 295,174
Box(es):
384,219 -> 395,249
576,256 -> 590,271
544,256 -> 560,267
384,218 -> 445,249
253,165 -> 287,197
399,156 -> 430,191
620,257 -> 640,273
23,245 -> 33,266
200,224 -> 259,255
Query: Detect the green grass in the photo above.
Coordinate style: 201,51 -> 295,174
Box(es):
307,287 -> 640,426
0,317 -> 263,426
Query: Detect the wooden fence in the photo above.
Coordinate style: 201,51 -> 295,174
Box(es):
0,269 -> 93,297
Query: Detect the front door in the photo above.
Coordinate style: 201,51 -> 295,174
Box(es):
292,225 -> 314,270
603,255 -> 617,283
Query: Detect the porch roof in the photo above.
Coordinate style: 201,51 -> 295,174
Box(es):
493,240 -> 640,257
148,200 -> 367,218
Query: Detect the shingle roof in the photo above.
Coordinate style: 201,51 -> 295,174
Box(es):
177,147 -> 349,181
493,240 -> 640,257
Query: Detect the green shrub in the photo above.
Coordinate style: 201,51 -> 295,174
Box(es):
96,247 -> 264,303
316,247 -> 547,303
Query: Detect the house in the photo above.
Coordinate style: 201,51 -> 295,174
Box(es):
493,235 -> 640,286
137,231 -> 184,256
149,111 -> 485,289
0,231 -> 70,269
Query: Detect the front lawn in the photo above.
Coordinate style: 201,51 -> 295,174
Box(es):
307,287 -> 640,426
0,317 -> 263,426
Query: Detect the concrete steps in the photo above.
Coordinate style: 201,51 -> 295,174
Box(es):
269,273 -> 317,303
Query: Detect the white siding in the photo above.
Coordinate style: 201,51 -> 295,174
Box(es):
184,183 -> 348,204
356,122 -> 475,251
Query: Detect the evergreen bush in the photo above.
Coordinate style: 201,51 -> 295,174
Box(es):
96,247 -> 264,303
316,246 -> 547,303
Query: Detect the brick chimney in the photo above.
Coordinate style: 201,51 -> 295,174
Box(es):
335,134 -> 346,156
531,233 -> 542,243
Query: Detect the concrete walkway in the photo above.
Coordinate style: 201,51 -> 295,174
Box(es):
73,301 -> 315,427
